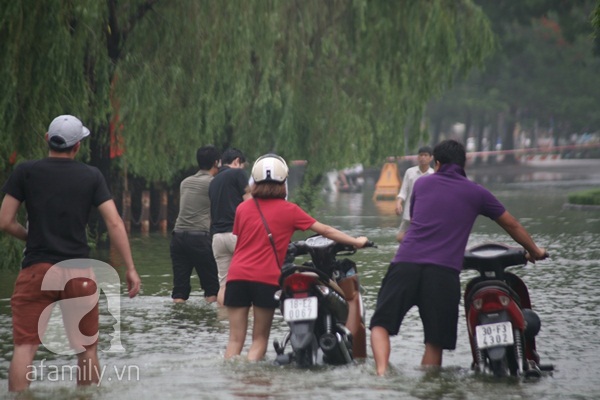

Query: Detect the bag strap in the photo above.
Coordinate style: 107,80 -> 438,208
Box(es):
254,198 -> 282,268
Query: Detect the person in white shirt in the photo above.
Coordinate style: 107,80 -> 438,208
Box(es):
395,146 -> 434,242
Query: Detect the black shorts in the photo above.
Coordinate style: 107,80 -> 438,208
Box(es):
224,280 -> 279,309
369,262 -> 460,350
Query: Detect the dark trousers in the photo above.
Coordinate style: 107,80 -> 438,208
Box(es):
170,231 -> 219,300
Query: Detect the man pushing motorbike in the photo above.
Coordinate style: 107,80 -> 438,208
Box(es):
369,139 -> 548,376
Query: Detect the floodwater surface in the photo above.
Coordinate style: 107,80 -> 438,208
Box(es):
1,159 -> 599,399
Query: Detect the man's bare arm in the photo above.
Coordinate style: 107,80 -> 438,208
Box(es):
495,211 -> 547,262
0,194 -> 27,241
97,200 -> 141,297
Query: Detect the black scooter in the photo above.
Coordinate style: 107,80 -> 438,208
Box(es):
273,235 -> 374,367
463,242 -> 554,378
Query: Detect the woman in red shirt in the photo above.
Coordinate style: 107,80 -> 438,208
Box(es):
224,154 -> 369,361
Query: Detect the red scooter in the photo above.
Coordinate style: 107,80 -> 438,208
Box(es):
463,243 -> 554,378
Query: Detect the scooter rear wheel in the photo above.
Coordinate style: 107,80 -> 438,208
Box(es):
490,357 -> 509,377
487,346 -> 521,377
295,339 -> 318,368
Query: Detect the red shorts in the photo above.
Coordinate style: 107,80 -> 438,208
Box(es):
11,263 -> 99,349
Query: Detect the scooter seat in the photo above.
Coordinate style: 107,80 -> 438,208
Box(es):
299,271 -> 320,278
296,271 -> 345,297
327,279 -> 346,298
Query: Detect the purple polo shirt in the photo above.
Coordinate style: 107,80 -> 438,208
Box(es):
392,164 -> 506,271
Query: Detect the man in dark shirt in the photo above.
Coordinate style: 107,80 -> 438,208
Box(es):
369,139 -> 548,376
0,115 -> 141,392
208,148 -> 251,305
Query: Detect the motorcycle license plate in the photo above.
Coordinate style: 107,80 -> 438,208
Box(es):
283,297 -> 318,322
475,321 -> 514,349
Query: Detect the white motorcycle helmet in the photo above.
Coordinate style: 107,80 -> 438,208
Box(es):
251,154 -> 289,183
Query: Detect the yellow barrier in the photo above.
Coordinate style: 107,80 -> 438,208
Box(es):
373,162 -> 401,200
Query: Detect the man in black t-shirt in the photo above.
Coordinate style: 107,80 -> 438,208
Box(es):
0,115 -> 141,392
209,148 -> 251,305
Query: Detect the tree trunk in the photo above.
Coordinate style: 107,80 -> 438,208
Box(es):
474,113 -> 486,165
489,112 -> 503,165
159,189 -> 168,236
141,190 -> 151,236
463,111 -> 472,145
503,106 -> 518,164
89,123 -> 112,246
122,190 -> 131,234
432,117 -> 443,146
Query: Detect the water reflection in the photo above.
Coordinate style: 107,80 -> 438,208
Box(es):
467,159 -> 600,186
0,161 -> 599,398
373,200 -> 397,217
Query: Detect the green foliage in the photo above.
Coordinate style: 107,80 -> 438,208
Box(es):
0,234 -> 24,271
0,1 -> 109,170
0,206 -> 27,270
1,0 -> 497,268
289,168 -> 325,215
593,0 -> 600,55
428,0 -> 600,145
568,188 -> 600,205
1,1 -> 495,182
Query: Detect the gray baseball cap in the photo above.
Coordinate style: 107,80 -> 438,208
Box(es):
47,115 -> 90,149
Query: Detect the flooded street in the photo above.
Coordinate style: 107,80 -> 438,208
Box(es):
1,159 -> 599,399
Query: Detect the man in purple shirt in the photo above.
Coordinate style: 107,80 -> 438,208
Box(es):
369,139 -> 548,376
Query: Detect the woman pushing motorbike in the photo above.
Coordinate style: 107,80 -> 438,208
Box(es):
223,154 -> 369,361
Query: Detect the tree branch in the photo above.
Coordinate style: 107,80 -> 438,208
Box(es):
124,0 -> 161,40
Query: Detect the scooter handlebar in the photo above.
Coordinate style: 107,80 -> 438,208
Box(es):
525,249 -> 550,263
284,237 -> 375,262
336,239 -> 377,253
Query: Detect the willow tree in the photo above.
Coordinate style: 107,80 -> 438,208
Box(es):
0,1 -> 107,172
1,1 -> 494,268
115,0 -> 495,187
593,0 -> 600,54
0,0 -> 158,268
0,0 -> 163,183
1,0 -> 494,198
